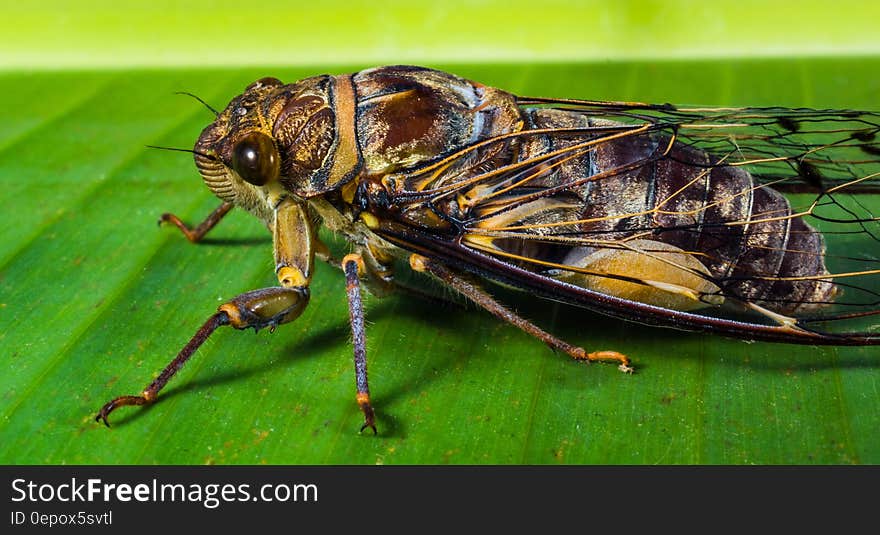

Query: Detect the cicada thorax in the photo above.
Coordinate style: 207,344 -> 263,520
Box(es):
343,66 -> 526,230
351,66 -> 523,176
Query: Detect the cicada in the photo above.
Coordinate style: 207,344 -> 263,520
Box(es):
96,65 -> 880,433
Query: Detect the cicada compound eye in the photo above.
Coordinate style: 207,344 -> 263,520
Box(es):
231,131 -> 280,186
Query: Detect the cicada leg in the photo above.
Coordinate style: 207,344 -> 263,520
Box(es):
159,201 -> 234,243
408,254 -> 633,373
98,199 -> 317,427
95,285 -> 310,426
341,253 -> 377,434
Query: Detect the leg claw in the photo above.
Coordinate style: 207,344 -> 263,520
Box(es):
94,395 -> 150,428
358,401 -> 377,435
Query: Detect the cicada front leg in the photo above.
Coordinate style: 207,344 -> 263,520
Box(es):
97,199 -> 316,426
95,286 -> 309,426
408,254 -> 634,373
159,201 -> 234,243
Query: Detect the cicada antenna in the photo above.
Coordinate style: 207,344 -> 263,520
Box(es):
174,91 -> 220,117
145,145 -> 217,161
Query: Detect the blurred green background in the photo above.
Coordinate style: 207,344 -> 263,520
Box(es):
1,1 -> 879,465
2,0 -> 878,67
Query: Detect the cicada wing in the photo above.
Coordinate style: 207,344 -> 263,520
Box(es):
380,99 -> 880,341
515,96 -> 880,192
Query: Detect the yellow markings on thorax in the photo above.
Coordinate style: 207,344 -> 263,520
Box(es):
326,74 -> 361,191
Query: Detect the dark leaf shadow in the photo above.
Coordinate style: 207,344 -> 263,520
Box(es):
101,296 -> 466,435
101,318 -> 352,428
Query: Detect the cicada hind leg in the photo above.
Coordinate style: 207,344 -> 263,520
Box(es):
408,254 -> 633,373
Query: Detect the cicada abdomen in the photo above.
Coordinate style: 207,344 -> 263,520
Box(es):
494,113 -> 836,316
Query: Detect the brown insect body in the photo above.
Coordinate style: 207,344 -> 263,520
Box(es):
97,65 -> 880,432
196,65 -> 842,320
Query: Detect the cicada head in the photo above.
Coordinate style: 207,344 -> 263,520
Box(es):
193,74 -> 361,224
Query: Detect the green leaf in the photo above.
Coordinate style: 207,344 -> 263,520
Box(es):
1,59 -> 879,465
